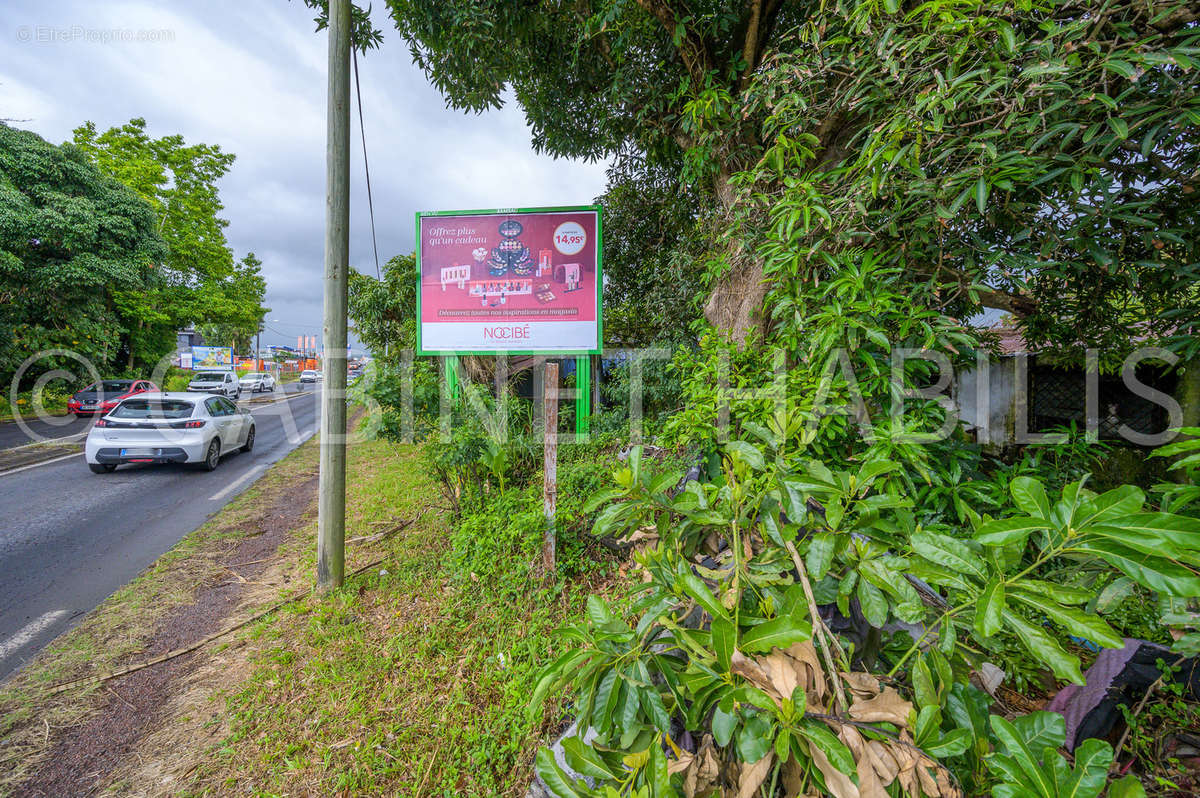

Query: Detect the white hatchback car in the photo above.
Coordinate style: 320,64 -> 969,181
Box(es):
239,371 -> 276,393
85,392 -> 255,474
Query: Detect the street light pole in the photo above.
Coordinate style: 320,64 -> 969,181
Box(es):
317,0 -> 350,590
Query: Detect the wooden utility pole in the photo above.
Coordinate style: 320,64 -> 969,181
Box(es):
542,361 -> 559,574
317,0 -> 350,590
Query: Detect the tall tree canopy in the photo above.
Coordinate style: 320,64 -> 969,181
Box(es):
0,123 -> 167,383
72,118 -> 268,340
380,0 -> 1200,361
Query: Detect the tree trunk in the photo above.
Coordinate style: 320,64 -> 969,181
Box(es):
702,169 -> 768,343
1174,355 -> 1200,482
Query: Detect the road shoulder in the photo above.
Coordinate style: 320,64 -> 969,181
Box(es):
0,431 -> 320,795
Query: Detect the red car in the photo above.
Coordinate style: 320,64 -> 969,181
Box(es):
67,380 -> 159,416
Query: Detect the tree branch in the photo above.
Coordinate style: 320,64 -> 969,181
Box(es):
738,0 -> 763,91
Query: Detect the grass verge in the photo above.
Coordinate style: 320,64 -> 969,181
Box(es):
172,438 -> 622,797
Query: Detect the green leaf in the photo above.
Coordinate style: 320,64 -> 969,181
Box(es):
535,747 -> 584,797
925,727 -> 971,758
740,615 -> 813,653
911,531 -> 987,580
711,617 -> 735,671
1011,711 -> 1066,753
975,176 -> 989,214
856,578 -> 889,627
976,516 -> 1048,546
975,577 -> 1005,638
737,712 -> 774,763
1096,576 -> 1135,613
1104,59 -> 1136,79
561,735 -> 618,781
1108,774 -> 1148,798
641,685 -> 671,732
1009,588 -> 1124,649
1108,117 -> 1129,140
680,572 -> 731,623
799,720 -> 856,777
989,715 -> 1056,796
806,532 -> 836,579
1003,612 -> 1084,684
712,697 -> 737,747
725,440 -> 765,472
580,488 -> 623,515
1010,477 -> 1051,520
1061,737 -> 1113,798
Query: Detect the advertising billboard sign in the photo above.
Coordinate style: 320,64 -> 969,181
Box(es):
191,346 -> 234,370
416,206 -> 602,354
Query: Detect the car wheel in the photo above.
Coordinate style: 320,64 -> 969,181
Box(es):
242,424 -> 256,453
200,439 -> 221,471
88,462 -> 117,474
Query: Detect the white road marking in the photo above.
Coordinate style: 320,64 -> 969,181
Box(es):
0,610 -> 69,661
209,463 -> 268,502
0,451 -> 82,477
8,430 -> 89,451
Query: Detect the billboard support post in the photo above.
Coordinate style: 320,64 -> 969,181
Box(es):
575,356 -> 590,439
542,361 -> 559,574
444,354 -> 459,401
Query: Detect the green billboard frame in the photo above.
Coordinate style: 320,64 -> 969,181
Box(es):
415,204 -> 603,357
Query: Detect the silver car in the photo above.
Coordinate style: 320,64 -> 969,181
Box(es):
239,371 -> 276,393
187,370 -> 241,399
84,393 -> 255,473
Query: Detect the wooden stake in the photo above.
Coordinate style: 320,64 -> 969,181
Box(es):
542,361 -> 559,573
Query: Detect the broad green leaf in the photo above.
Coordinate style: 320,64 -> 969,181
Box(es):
911,531 -> 987,580
580,488 -> 623,515
975,176 -> 989,214
1011,711 -> 1066,753
1003,612 -> 1084,684
740,615 -> 813,653
806,532 -> 836,579
925,727 -> 971,758
680,572 -> 731,623
737,712 -> 775,763
975,577 -> 1005,638
641,685 -> 671,732
1009,589 -> 1124,648
1108,774 -> 1148,798
1096,576 -> 1135,613
712,697 -> 737,746
726,440 -> 766,472
1061,737 -> 1113,798
976,516 -> 1048,546
989,715 -> 1056,796
1010,476 -> 1050,519
856,578 -> 889,627
799,720 -> 856,777
561,735 -> 618,781
535,748 -> 584,797
711,617 -> 735,671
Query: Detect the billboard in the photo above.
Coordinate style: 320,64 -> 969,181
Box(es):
192,346 -> 234,370
416,206 -> 601,354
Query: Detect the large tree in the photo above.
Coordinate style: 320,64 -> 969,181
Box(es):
72,118 -> 268,338
0,123 -> 167,383
375,0 -> 1199,359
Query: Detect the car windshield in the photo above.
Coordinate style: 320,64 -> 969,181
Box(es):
194,372 -> 226,381
242,373 -> 265,379
111,399 -> 194,419
83,381 -> 133,393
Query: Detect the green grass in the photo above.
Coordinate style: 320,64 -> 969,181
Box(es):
183,439 -> 622,797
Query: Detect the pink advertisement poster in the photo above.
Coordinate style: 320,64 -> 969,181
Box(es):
416,207 -> 601,353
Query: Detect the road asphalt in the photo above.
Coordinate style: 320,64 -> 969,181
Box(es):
0,383 -> 321,680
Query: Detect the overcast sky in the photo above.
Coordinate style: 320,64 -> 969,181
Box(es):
0,0 -> 610,352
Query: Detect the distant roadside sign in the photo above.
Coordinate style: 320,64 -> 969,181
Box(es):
192,346 -> 234,370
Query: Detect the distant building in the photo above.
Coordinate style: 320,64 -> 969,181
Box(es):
176,327 -> 204,354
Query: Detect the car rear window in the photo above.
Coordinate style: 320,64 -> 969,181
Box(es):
83,381 -> 133,393
111,399 -> 195,419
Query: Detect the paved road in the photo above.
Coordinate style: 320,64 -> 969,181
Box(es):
0,383 -> 322,680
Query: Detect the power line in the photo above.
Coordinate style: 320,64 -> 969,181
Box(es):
352,46 -> 381,280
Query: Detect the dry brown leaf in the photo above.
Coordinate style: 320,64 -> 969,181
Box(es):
806,737 -> 859,798
737,753 -> 775,798
848,687 -> 913,727
840,671 -> 881,698
933,758 -> 961,798
683,738 -> 721,798
916,758 -> 941,797
838,725 -> 888,798
669,752 -> 695,775
731,650 -> 780,700
760,651 -> 801,704
786,641 -> 826,703
782,758 -> 808,797
866,740 -> 900,784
